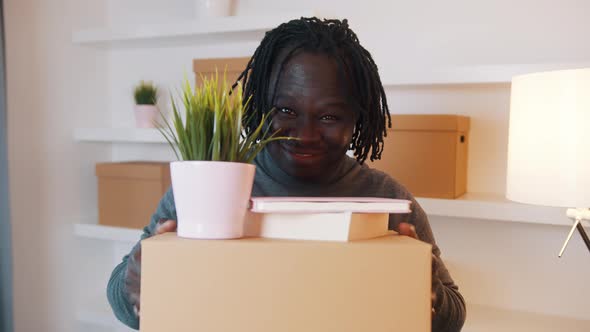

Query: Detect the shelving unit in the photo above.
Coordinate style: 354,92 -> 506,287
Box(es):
74,128 -> 166,144
72,13 -> 314,47
72,125 -> 581,228
74,223 -> 142,242
72,13 -> 590,85
73,126 -> 581,228
379,62 -> 590,86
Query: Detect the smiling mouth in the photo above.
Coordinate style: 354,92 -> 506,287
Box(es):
281,146 -> 323,160
294,153 -> 313,157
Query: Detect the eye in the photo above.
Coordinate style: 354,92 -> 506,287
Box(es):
320,114 -> 339,121
276,107 -> 296,117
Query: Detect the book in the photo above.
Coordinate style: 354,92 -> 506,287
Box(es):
244,197 -> 412,242
244,211 -> 394,242
249,196 -> 412,214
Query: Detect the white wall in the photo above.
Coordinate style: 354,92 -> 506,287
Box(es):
6,0 -> 590,331
431,216 -> 590,320
6,0 -> 109,331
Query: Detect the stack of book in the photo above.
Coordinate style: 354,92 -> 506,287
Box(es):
244,197 -> 412,241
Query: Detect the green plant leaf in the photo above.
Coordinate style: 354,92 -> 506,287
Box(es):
134,80 -> 158,105
157,73 -> 297,163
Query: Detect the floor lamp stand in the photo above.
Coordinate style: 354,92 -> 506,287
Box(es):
558,208 -> 590,257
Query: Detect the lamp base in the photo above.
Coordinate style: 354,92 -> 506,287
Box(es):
558,208 -> 590,257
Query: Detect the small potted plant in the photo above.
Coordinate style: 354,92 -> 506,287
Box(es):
133,80 -> 159,128
194,0 -> 233,18
158,74 -> 291,239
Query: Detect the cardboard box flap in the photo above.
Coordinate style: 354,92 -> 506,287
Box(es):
95,162 -> 170,180
390,114 -> 470,132
143,232 -> 432,250
193,57 -> 250,74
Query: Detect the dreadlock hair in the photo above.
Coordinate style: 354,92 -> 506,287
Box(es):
233,17 -> 391,164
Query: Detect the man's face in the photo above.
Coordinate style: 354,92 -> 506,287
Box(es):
267,52 -> 357,182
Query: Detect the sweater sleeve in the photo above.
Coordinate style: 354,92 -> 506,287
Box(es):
390,195 -> 466,332
106,187 -> 177,330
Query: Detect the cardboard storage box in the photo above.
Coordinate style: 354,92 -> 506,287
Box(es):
141,233 -> 432,332
96,162 -> 171,229
368,114 -> 470,199
193,57 -> 250,88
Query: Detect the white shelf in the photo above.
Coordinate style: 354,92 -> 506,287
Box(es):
74,127 -> 167,143
77,299 -> 119,328
77,297 -> 135,331
75,299 -> 590,332
381,62 -> 590,86
72,13 -> 314,46
464,304 -> 590,332
47,194 -> 545,229
73,195 -> 585,244
72,15 -> 589,85
75,223 -> 142,242
417,193 -> 586,227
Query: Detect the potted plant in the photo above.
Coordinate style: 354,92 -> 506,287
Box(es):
133,80 -> 159,128
194,0 -> 234,18
158,74 -> 291,239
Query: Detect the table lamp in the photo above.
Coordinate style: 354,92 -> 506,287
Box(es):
506,68 -> 590,257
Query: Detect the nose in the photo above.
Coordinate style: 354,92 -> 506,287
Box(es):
293,116 -> 321,144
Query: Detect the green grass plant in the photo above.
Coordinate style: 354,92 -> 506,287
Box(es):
158,72 -> 292,163
134,80 -> 158,105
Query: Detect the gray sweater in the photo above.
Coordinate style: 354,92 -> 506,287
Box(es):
107,149 -> 466,331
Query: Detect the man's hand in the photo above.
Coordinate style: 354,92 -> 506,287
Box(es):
397,222 -> 418,239
396,222 -> 439,318
124,219 -> 177,316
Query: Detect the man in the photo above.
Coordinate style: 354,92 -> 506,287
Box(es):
107,17 -> 466,332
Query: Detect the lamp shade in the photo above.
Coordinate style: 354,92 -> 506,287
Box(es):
506,68 -> 590,208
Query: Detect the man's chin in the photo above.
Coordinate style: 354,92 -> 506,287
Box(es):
282,164 -> 330,182
289,173 -> 326,183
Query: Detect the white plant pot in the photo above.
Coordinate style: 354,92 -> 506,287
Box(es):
134,105 -> 159,128
195,0 -> 234,18
171,161 -> 255,239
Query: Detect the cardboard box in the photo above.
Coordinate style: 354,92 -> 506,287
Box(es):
193,57 -> 250,88
96,162 -> 171,229
368,114 -> 470,198
141,233 -> 432,332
